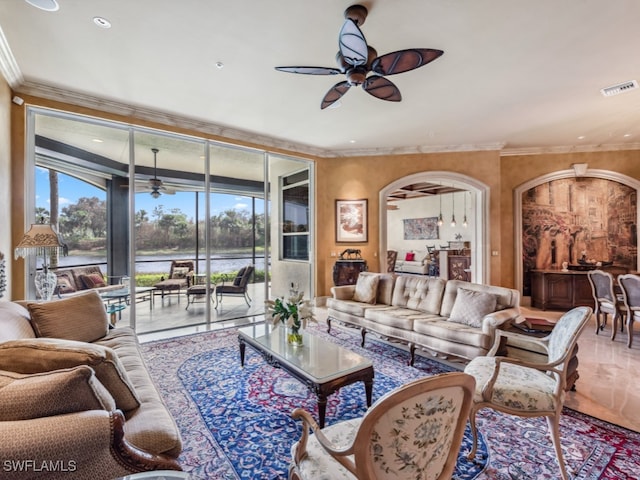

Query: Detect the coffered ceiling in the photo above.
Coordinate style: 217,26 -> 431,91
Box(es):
2,0 -> 640,158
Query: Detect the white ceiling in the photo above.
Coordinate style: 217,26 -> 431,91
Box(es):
2,0 -> 640,158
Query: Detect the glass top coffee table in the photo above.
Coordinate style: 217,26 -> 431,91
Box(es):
238,324 -> 374,428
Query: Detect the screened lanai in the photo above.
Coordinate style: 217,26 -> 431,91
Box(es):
23,107 -> 314,334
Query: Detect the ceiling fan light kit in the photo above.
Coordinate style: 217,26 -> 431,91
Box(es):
150,148 -> 163,198
275,4 -> 443,109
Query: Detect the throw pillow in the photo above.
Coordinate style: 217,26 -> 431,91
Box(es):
171,267 -> 190,279
27,290 -> 109,343
55,272 -> 77,294
448,288 -> 498,328
352,274 -> 380,304
0,366 -> 116,421
405,252 -> 415,261
0,338 -> 140,412
80,273 -> 107,289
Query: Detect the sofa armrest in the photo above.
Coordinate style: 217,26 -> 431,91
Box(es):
481,307 -> 521,335
0,410 -> 181,479
330,285 -> 356,300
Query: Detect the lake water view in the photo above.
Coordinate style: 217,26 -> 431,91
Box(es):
57,253 -> 266,274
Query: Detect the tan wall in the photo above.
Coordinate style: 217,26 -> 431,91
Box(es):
0,78 -> 11,300
8,94 -> 640,301
316,150 -> 502,296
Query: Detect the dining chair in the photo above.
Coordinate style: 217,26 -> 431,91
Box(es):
616,274 -> 640,348
464,306 -> 592,480
288,372 -> 475,480
587,269 -> 626,338
385,250 -> 397,273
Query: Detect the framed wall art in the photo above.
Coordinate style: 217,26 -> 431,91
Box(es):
336,199 -> 368,243
403,217 -> 439,240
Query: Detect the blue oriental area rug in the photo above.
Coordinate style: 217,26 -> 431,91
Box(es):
142,324 -> 640,480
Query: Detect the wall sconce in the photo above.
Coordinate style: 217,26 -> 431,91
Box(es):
14,221 -> 65,300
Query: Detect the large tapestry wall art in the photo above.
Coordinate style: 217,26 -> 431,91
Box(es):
522,177 -> 637,295
403,217 -> 439,240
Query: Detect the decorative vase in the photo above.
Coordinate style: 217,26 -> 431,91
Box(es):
287,322 -> 303,347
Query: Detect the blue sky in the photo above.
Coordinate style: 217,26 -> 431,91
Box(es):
35,167 -> 261,221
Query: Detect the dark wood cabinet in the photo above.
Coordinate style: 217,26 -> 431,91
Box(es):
333,260 -> 367,286
448,255 -> 471,281
530,270 -> 593,310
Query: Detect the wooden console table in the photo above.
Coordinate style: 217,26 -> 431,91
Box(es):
530,269 -> 594,311
333,260 -> 367,286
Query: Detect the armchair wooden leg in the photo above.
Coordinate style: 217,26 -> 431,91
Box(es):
627,315 -> 634,348
611,312 -> 618,341
467,406 -> 480,461
546,415 -> 569,480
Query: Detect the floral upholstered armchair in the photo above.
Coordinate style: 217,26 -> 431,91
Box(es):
288,372 -> 475,479
464,306 -> 592,480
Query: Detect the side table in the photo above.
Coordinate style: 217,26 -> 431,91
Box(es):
333,259 -> 367,286
498,320 -> 579,391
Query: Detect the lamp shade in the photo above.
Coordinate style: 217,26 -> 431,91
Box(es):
14,223 -> 64,259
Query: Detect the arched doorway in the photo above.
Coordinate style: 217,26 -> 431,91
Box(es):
513,167 -> 640,296
379,171 -> 490,284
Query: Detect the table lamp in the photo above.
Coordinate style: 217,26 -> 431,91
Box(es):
14,221 -> 65,300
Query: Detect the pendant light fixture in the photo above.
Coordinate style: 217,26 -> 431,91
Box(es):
450,191 -> 457,227
437,187 -> 444,226
463,192 -> 468,228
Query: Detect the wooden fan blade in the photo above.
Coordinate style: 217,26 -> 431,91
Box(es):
275,66 -> 341,75
321,81 -> 351,109
371,48 -> 444,76
339,19 -> 368,67
362,75 -> 401,102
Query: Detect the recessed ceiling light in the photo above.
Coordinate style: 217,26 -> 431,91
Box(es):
24,0 -> 59,11
624,133 -> 632,138
92,138 -> 103,143
349,139 -> 356,144
215,62 -> 224,69
93,16 -> 111,28
577,135 -> 586,140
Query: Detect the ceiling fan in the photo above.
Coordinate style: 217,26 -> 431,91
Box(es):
146,148 -> 172,198
275,4 -> 444,109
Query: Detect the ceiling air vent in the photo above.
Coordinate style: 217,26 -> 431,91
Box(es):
600,80 -> 638,97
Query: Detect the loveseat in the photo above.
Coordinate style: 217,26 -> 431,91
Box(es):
54,265 -> 124,297
327,272 -> 521,364
0,292 -> 182,479
394,249 -> 434,275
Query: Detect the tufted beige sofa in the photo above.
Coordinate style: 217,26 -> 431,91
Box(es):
0,293 -> 182,479
327,272 -> 521,364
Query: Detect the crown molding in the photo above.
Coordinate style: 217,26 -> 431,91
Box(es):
14,80 -> 336,159
330,142 -> 506,158
0,25 -> 23,88
501,143 -> 640,156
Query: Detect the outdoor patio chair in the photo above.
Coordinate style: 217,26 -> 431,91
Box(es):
153,260 -> 194,302
288,372 -> 475,480
587,269 -> 626,338
215,265 -> 254,308
464,306 -> 592,480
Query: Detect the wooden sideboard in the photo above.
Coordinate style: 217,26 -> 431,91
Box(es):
530,269 -> 594,311
333,260 -> 367,286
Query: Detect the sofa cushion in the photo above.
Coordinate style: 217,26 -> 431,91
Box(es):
364,306 -> 439,330
404,252 -> 415,261
448,288 -> 498,328
0,338 -> 140,412
352,273 -> 379,304
70,266 -> 105,291
27,290 -> 109,343
413,318 -> 493,350
96,327 -> 183,457
0,302 -> 36,341
0,366 -> 116,421
391,276 -> 446,314
80,273 -> 107,289
327,298 -> 377,318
